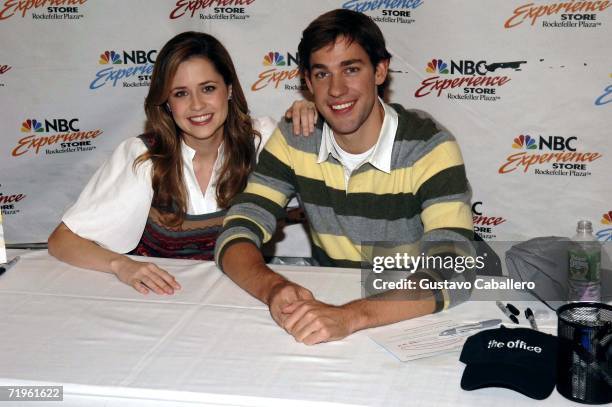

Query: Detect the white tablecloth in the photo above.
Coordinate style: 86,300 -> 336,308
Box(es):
0,250 -> 573,406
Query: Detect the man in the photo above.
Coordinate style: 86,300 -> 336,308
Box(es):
215,9 -> 474,345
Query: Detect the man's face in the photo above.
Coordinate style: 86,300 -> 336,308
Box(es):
305,36 -> 388,141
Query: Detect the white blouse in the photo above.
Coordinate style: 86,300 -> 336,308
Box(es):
62,117 -> 277,253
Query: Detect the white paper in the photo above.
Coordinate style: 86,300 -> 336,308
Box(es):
368,316 -> 468,362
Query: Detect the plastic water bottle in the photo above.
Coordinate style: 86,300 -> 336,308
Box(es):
568,220 -> 601,302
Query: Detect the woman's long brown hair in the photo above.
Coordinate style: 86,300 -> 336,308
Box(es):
137,31 -> 260,227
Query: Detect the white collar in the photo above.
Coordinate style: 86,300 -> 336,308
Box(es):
317,98 -> 398,173
180,138 -> 225,214
180,138 -> 225,169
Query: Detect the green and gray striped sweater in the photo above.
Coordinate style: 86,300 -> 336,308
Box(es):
216,104 -> 475,311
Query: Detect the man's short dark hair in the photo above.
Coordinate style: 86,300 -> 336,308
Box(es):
298,9 -> 392,96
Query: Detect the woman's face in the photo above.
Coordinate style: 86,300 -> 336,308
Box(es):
167,57 -> 230,147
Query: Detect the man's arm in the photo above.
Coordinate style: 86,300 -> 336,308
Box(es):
221,241 -> 313,327
412,130 -> 476,311
215,125 -> 316,327
281,281 -> 436,345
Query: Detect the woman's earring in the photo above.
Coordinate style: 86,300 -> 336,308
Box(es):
228,87 -> 232,101
166,103 -> 172,112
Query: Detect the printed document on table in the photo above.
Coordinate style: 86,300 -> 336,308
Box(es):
0,214 -> 6,263
368,316 -> 467,361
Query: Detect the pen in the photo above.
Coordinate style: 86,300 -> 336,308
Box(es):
439,319 -> 502,336
0,256 -> 20,276
506,303 -> 520,316
496,300 -> 519,324
525,308 -> 539,331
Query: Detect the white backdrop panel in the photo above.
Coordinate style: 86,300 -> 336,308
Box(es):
0,0 -> 610,246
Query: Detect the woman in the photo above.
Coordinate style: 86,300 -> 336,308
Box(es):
48,32 -> 316,296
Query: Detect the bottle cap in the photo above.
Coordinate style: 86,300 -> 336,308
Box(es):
576,220 -> 593,234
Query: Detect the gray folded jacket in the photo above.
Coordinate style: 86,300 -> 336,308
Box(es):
505,237 -> 611,309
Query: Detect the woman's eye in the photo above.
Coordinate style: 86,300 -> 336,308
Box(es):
203,85 -> 216,93
173,90 -> 187,97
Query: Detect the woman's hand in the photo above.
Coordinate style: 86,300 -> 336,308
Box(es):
49,223 -> 181,296
285,100 -> 318,136
111,256 -> 181,295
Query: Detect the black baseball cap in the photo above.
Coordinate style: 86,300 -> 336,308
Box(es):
459,326 -> 558,400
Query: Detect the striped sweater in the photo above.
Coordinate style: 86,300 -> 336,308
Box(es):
216,104 -> 475,311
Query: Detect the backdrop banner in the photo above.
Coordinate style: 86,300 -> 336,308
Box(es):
1,0 -> 610,252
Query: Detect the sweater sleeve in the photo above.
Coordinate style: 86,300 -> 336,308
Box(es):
215,126 -> 296,267
410,131 -> 476,311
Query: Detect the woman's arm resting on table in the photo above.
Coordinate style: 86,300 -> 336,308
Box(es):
48,222 -> 180,295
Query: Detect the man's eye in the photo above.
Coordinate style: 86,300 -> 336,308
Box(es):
345,67 -> 359,74
314,71 -> 328,80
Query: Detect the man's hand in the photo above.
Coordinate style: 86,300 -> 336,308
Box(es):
281,299 -> 356,345
267,280 -> 314,328
284,100 -> 318,136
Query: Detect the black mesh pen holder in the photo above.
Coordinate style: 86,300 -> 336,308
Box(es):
556,302 -> 612,404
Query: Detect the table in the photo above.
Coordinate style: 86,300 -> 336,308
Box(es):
0,250 -> 575,406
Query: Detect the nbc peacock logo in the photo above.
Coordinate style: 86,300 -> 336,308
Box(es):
596,211 -> 612,241
20,119 -> 44,133
425,59 -> 449,74
499,133 -> 602,175
263,52 -> 286,67
251,50 -> 303,92
512,134 -> 537,150
90,49 -> 156,89
415,57 -> 518,100
13,117 -> 103,157
99,51 -> 122,65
